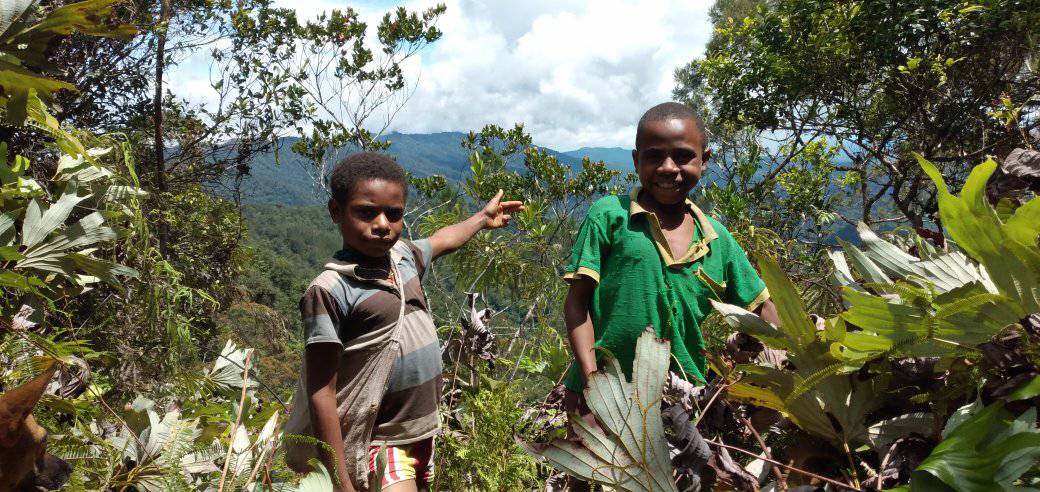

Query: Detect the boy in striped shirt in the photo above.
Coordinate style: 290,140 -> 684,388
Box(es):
289,152 -> 522,492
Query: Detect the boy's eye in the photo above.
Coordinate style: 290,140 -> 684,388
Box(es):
353,206 -> 379,220
643,150 -> 665,162
673,150 -> 696,164
384,208 -> 404,222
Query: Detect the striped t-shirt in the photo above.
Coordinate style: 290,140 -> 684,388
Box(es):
300,239 -> 441,445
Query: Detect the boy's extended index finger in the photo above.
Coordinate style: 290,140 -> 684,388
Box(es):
489,189 -> 504,204
500,200 -> 525,211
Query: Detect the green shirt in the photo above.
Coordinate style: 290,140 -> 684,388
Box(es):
563,188 -> 769,391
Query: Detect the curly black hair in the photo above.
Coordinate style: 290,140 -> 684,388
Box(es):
635,102 -> 707,150
328,151 -> 409,204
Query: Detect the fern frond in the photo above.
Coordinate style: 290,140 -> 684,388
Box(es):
785,361 -> 845,404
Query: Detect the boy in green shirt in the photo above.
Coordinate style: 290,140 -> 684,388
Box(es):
562,102 -> 781,418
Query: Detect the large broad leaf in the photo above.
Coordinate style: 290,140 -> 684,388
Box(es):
712,255 -> 880,448
19,211 -> 118,260
917,155 -> 1040,312
0,0 -> 35,39
839,283 -> 1022,359
521,329 -> 678,491
294,462 -> 334,492
840,222 -> 996,294
910,402 -> 1040,492
0,208 -> 18,245
205,340 -> 256,391
866,413 -> 936,452
19,183 -> 85,248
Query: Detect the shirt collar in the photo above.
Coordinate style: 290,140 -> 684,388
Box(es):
326,243 -> 404,284
628,187 -> 718,244
332,244 -> 404,264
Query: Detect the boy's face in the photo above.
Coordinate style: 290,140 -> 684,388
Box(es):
328,178 -> 405,258
632,117 -> 710,206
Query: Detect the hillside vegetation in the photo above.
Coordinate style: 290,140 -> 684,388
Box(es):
1,0 -> 1038,491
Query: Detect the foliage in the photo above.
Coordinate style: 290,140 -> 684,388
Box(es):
677,0 -> 1040,226
706,157 -> 1040,490
436,379 -> 542,490
522,329 -> 684,492
0,146 -> 141,314
909,398 -> 1040,492
0,0 -> 135,127
6,0 -> 1040,490
225,1 -> 447,190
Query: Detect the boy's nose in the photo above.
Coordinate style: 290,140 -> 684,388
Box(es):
659,157 -> 680,173
372,213 -> 390,232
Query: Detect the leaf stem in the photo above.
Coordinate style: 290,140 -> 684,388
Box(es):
218,349 -> 252,492
705,439 -> 858,491
725,400 -> 787,489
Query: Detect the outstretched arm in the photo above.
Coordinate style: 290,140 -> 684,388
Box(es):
428,189 -> 524,260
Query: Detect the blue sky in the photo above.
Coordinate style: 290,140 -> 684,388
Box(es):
168,0 -> 715,150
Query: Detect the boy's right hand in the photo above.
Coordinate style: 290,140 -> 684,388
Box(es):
479,189 -> 524,230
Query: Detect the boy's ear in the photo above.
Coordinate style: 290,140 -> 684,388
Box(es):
328,198 -> 341,224
631,148 -> 639,169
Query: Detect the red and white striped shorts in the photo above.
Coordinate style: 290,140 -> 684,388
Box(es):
368,437 -> 435,488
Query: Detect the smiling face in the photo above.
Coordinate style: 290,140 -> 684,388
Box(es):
632,117 -> 710,207
328,178 -> 406,258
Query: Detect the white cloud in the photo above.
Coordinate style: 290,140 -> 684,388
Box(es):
166,0 -> 714,150
388,0 -> 714,149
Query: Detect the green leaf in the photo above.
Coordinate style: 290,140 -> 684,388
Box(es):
1008,376 -> 1040,401
1005,199 -> 1040,249
27,0 -> 137,39
843,222 -> 992,293
755,253 -> 816,347
840,280 -> 1021,359
827,249 -> 863,291
20,211 -> 117,260
0,209 -> 19,245
867,413 -> 936,451
711,299 -> 790,350
61,253 -> 138,285
522,329 -> 679,491
0,269 -> 41,290
838,239 -> 892,284
0,0 -> 35,40
917,155 -> 1040,312
0,245 -> 23,260
911,402 -> 1040,492
20,183 -> 86,248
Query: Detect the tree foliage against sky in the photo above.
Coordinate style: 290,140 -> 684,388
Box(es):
677,0 -> 1040,227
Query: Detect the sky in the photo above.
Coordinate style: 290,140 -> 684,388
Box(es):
169,0 -> 715,151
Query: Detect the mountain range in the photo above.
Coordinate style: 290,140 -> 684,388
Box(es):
230,132 -> 632,206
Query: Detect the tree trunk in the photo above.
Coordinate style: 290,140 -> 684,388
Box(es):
154,0 -> 171,254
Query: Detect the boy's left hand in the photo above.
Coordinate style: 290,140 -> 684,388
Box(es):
481,189 -> 524,229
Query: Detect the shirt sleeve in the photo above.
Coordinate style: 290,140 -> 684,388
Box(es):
723,237 -> 769,311
300,285 -> 345,346
563,213 -> 610,284
408,238 -> 434,279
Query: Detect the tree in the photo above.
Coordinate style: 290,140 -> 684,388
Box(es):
676,0 -> 1040,227
226,3 -> 447,194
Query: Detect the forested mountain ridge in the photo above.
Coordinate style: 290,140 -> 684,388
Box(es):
563,146 -> 633,168
228,133 -> 632,206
